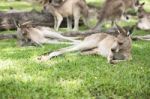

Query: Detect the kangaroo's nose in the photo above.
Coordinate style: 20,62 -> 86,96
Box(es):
111,48 -> 119,53
111,48 -> 116,52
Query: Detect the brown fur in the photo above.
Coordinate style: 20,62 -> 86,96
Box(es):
93,0 -> 140,30
44,0 -> 89,31
16,22 -> 81,46
39,24 -> 133,64
137,2 -> 150,30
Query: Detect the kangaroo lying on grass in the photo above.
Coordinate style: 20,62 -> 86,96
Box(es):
93,0 -> 140,30
43,0 -> 89,31
137,2 -> 150,30
38,24 -> 133,64
16,21 -> 80,46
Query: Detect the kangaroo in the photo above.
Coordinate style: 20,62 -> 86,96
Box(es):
43,0 -> 89,31
16,21 -> 81,46
137,2 -> 150,30
133,35 -> 150,41
93,0 -> 139,31
38,24 -> 133,64
39,0 -> 63,6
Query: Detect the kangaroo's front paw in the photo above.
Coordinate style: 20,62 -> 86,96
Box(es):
37,55 -> 50,62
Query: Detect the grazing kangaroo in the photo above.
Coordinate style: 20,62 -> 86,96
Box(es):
137,2 -> 150,30
39,24 -> 133,64
44,0 -> 89,31
93,0 -> 139,30
16,22 -> 81,46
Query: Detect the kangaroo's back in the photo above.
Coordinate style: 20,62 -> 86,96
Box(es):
98,0 -> 125,22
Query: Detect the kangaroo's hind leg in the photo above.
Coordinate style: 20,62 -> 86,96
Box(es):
67,16 -> 72,30
73,6 -> 81,31
38,39 -> 99,61
56,14 -> 63,31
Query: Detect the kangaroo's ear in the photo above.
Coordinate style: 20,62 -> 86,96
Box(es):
141,2 -> 145,6
127,25 -> 135,36
115,23 -> 126,34
115,23 -> 121,34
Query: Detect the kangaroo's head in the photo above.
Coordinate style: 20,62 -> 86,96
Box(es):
16,21 -> 32,37
115,24 -> 133,51
15,21 -> 33,46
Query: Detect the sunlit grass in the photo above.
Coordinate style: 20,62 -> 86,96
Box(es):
0,0 -> 150,98
0,32 -> 149,98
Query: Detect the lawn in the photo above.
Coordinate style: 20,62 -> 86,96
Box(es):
0,0 -> 150,99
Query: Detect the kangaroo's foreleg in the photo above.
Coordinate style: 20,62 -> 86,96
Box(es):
81,48 -> 98,55
107,52 -> 132,64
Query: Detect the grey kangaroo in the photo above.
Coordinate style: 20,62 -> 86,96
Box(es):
93,0 -> 140,30
39,24 -> 133,64
137,2 -> 150,30
16,21 -> 81,46
43,0 -> 89,31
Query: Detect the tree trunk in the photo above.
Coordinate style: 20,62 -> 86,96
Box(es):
0,10 -> 55,30
0,10 -> 85,31
0,33 -> 17,40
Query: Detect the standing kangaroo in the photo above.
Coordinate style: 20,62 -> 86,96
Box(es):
93,0 -> 139,30
44,0 -> 89,31
39,24 -> 133,64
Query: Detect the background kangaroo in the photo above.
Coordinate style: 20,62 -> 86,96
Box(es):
44,0 -> 89,31
16,22 -> 81,46
39,24 -> 133,64
93,0 -> 140,30
137,2 -> 150,30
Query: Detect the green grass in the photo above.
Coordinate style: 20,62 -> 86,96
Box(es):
0,1 -> 41,11
0,0 -> 150,99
